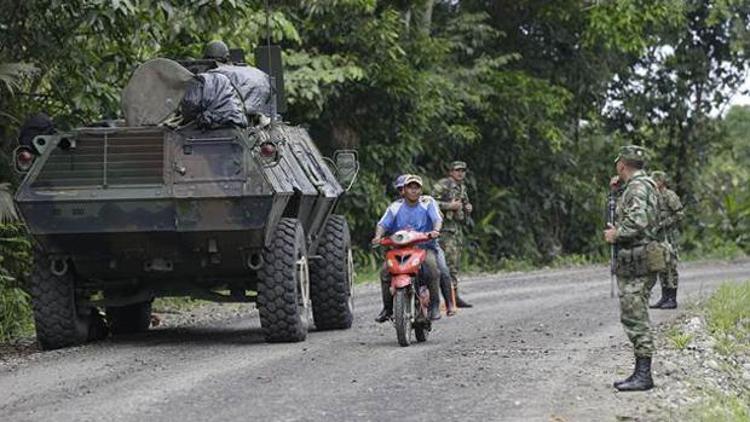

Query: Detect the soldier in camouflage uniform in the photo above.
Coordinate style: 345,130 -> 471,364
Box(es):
649,171 -> 684,310
603,145 -> 660,391
433,161 -> 473,308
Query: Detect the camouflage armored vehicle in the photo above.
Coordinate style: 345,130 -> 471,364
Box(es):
13,45 -> 357,350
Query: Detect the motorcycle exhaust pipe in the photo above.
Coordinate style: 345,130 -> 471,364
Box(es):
50,258 -> 68,276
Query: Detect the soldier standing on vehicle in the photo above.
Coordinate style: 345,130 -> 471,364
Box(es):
603,145 -> 660,391
433,161 -> 473,308
649,171 -> 684,310
203,40 -> 230,62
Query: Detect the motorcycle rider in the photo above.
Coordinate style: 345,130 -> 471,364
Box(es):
372,175 -> 443,322
391,174 -> 454,316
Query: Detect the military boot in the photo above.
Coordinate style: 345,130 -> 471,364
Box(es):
615,357 -> 654,391
455,286 -> 473,308
650,286 -> 668,309
439,274 -> 456,316
374,282 -> 393,323
659,288 -> 677,309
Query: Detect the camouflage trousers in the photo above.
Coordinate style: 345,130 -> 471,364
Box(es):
656,248 -> 679,290
618,272 -> 657,358
440,228 -> 464,286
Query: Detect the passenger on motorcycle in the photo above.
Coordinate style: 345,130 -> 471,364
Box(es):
392,173 -> 455,317
372,174 -> 443,322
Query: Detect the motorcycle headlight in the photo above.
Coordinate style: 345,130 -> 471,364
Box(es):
391,231 -> 414,245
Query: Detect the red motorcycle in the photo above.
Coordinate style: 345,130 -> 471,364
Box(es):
378,230 -> 435,347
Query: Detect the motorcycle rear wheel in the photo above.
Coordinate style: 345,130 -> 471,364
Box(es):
394,289 -> 412,347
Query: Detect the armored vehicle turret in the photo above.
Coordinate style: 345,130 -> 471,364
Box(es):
13,46 -> 357,349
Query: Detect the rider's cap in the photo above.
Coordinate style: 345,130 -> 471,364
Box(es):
450,161 -> 467,170
403,174 -> 423,187
614,145 -> 649,164
393,174 -> 408,189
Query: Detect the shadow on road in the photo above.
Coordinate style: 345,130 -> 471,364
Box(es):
106,326 -> 268,347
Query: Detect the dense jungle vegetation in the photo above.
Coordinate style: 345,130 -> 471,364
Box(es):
1,1 -> 750,340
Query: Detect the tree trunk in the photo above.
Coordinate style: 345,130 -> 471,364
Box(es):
416,0 -> 434,37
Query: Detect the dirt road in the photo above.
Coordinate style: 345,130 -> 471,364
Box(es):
1,261 -> 749,422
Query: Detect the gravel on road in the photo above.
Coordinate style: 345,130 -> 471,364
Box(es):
1,260 -> 749,422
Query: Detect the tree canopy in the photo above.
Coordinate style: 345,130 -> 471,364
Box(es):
1,0 -> 749,272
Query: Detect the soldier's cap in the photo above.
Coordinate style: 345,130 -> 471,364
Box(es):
402,174 -> 423,187
650,170 -> 668,183
450,161 -> 467,170
393,174 -> 408,189
614,145 -> 649,164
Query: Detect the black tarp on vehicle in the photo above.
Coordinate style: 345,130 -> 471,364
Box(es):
181,72 -> 248,129
210,65 -> 272,117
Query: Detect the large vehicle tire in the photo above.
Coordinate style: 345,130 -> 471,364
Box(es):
394,289 -> 412,347
28,252 -> 92,350
310,215 -> 354,330
107,301 -> 152,335
257,218 -> 310,343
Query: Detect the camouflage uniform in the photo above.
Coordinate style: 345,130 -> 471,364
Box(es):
656,186 -> 684,290
614,168 -> 660,357
608,145 -> 660,392
433,161 -> 472,307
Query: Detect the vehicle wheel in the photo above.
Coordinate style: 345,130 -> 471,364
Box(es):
107,301 -> 152,335
28,252 -> 92,350
257,218 -> 310,342
310,215 -> 354,330
394,289 -> 412,347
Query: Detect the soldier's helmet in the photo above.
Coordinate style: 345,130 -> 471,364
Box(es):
614,145 -> 649,164
203,40 -> 230,62
651,170 -> 668,185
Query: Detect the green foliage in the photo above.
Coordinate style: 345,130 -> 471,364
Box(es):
687,392 -> 750,422
706,281 -> 750,343
0,1 -> 749,296
666,327 -> 694,350
152,297 -> 205,313
0,187 -> 34,341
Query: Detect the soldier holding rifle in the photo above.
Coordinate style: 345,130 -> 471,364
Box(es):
603,146 -> 661,391
433,161 -> 473,309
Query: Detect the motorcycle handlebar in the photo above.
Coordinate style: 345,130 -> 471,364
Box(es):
376,231 -> 437,247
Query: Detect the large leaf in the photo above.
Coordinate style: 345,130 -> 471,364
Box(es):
0,63 -> 38,94
0,184 -> 18,224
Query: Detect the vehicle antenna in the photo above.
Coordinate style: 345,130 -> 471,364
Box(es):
264,0 -> 277,123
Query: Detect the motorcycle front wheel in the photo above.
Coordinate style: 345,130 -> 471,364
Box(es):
393,288 -> 412,347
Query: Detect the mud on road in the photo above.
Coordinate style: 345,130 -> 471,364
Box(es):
1,260 -> 749,422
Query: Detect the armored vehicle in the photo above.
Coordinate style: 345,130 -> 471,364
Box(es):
13,46 -> 357,350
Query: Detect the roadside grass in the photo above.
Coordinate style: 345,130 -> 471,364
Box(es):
352,249 -> 608,285
666,327 -> 693,350
152,296 -> 208,313
354,266 -> 380,284
0,284 -> 34,342
659,280 -> 750,421
705,281 -> 750,355
687,390 -> 750,422
682,241 -> 747,262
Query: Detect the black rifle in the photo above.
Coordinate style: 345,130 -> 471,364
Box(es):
607,191 -> 617,298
